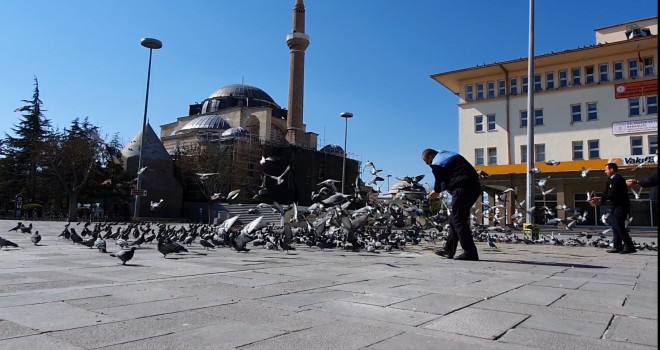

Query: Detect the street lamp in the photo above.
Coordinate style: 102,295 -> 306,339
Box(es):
340,112 -> 353,193
386,174 -> 392,192
134,37 -> 162,220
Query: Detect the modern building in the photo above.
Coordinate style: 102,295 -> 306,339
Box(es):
431,17 -> 658,227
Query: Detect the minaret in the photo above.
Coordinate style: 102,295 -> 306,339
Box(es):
285,0 -> 310,146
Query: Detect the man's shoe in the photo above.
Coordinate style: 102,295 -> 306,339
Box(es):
606,248 -> 622,253
620,246 -> 637,254
434,250 -> 454,259
454,252 -> 479,261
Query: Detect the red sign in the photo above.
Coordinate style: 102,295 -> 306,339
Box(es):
130,189 -> 147,196
614,79 -> 658,99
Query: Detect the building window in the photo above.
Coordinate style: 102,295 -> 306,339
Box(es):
475,148 -> 484,165
586,102 -> 598,121
571,104 -> 582,123
534,109 -> 544,126
520,110 -> 528,128
647,95 -> 658,114
631,136 -> 643,155
510,78 -> 518,95
643,57 -> 654,76
572,141 -> 584,160
487,147 -> 497,165
588,140 -> 600,159
650,135 -> 658,154
628,59 -> 639,79
487,114 -> 496,131
534,74 -> 542,92
614,61 -> 624,80
474,115 -> 484,132
498,80 -> 506,96
629,97 -> 641,116
571,67 -> 581,86
599,63 -> 609,82
546,72 -> 555,89
477,83 -> 484,99
522,76 -> 528,93
521,145 -> 527,163
535,144 -> 545,162
487,81 -> 495,98
466,85 -> 474,101
585,66 -> 595,84
559,70 -> 568,87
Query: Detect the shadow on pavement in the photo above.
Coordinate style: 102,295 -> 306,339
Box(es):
480,259 -> 608,269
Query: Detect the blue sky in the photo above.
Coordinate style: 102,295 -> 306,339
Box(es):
1,0 -> 657,190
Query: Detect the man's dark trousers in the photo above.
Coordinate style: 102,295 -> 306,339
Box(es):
445,185 -> 480,255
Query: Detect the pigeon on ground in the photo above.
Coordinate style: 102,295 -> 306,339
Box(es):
0,236 -> 19,249
95,237 -> 107,253
199,239 -> 215,250
31,231 -> 41,245
109,247 -> 136,265
19,223 -> 32,234
157,238 -> 188,258
8,222 -> 22,232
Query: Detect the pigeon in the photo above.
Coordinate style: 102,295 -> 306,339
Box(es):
265,165 -> 291,185
157,238 -> 188,258
580,166 -> 591,178
19,223 -> 32,234
196,173 -> 219,180
8,222 -> 22,232
199,239 -> 215,250
545,160 -> 560,166
137,166 -> 149,175
476,170 -> 489,178
529,167 -> 542,174
630,186 -> 642,200
259,155 -> 279,165
109,247 -> 137,265
487,237 -> 498,249
0,236 -> 19,249
150,199 -> 164,211
31,231 -> 41,245
95,237 -> 107,253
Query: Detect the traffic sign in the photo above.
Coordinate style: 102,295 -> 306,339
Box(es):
130,189 -> 148,196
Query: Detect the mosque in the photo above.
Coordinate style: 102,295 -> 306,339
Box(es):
121,0 -> 360,219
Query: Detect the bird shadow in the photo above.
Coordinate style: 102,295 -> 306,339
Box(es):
478,259 -> 608,269
119,263 -> 148,267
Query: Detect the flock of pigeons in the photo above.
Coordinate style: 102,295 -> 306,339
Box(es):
2,159 -> 657,261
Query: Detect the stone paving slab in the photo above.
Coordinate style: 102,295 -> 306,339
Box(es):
0,220 -> 657,349
605,315 -> 658,347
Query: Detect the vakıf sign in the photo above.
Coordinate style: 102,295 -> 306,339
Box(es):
620,154 -> 656,166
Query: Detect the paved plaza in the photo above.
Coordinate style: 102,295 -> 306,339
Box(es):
0,220 -> 657,350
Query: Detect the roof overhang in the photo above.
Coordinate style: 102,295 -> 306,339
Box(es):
430,36 -> 657,94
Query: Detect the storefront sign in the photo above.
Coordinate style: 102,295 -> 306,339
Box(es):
614,79 -> 658,99
620,154 -> 656,166
612,119 -> 657,135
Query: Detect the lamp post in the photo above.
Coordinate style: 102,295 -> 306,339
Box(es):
386,174 -> 391,192
133,37 -> 162,220
340,112 -> 353,194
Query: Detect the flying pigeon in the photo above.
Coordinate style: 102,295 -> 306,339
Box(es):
545,160 -> 560,166
580,166 -> 591,178
196,173 -> 219,180
630,186 -> 642,200
137,166 -> 149,175
265,165 -> 291,185
150,199 -> 164,211
259,155 -> 279,166
529,167 -> 542,174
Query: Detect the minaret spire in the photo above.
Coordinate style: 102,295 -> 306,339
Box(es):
285,0 -> 310,146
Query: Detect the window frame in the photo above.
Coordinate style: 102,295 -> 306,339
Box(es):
613,61 -> 624,80
498,80 -> 506,96
475,148 -> 485,166
466,85 -> 474,101
476,83 -> 484,99
487,114 -> 496,131
585,65 -> 595,84
534,109 -> 544,126
487,147 -> 497,165
510,78 -> 518,95
628,59 -> 639,79
646,95 -> 658,114
571,67 -> 581,86
521,145 -> 527,163
535,144 -> 545,162
588,139 -> 600,159
474,115 -> 484,133
629,97 -> 641,116
559,69 -> 568,87
649,135 -> 658,154
630,136 -> 643,155
643,57 -> 654,76
571,104 -> 582,123
522,76 -> 528,93
534,74 -> 542,92
586,102 -> 598,121
572,141 -> 584,160
599,63 -> 609,82
546,72 -> 555,89
487,81 -> 495,98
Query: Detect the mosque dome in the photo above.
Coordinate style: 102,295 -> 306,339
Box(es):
180,114 -> 231,132
221,127 -> 250,138
320,144 -> 344,156
201,84 -> 281,114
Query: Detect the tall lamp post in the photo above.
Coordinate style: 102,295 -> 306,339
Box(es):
133,37 -> 162,220
386,174 -> 391,192
340,112 -> 353,194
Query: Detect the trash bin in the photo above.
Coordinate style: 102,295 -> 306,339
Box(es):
523,223 -> 539,240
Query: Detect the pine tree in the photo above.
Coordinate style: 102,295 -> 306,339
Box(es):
0,77 -> 52,205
